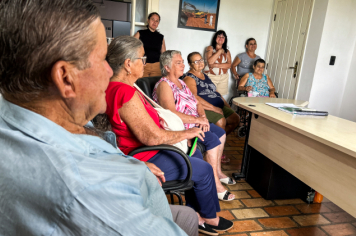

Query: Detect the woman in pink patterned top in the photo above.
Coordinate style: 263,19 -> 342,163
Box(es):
153,50 -> 236,202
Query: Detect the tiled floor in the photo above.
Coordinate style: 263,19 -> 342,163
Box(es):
169,133 -> 356,236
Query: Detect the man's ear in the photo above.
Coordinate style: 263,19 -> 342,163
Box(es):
50,61 -> 77,99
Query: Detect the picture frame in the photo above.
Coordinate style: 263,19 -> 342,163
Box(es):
177,0 -> 221,32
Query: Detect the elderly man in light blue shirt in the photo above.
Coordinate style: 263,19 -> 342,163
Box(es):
0,0 -> 197,235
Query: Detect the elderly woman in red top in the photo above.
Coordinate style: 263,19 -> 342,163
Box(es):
105,36 -> 233,234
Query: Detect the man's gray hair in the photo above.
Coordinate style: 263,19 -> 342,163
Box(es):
106,36 -> 143,77
160,50 -> 182,76
0,0 -> 100,102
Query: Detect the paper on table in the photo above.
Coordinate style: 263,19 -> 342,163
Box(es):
265,103 -> 299,108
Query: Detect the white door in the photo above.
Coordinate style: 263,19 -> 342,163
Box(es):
265,0 -> 313,99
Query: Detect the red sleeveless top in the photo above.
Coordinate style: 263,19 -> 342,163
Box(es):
105,82 -> 160,161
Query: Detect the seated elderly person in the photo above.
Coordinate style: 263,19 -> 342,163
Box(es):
152,50 -> 237,203
183,52 -> 240,136
238,59 -> 276,98
104,36 -> 233,235
0,1 -> 199,235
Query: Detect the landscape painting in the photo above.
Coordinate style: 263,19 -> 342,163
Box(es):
177,0 -> 220,32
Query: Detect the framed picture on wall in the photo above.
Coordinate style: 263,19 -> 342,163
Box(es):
177,0 -> 220,32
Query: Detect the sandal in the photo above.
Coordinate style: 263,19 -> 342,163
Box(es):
220,177 -> 236,185
221,155 -> 230,163
198,223 -> 218,236
206,217 -> 234,232
217,190 -> 235,201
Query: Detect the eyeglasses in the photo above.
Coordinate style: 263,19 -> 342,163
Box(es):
217,35 -> 225,39
135,56 -> 147,65
192,59 -> 204,65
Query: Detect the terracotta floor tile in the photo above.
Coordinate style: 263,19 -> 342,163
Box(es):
258,217 -> 297,229
217,210 -> 235,220
250,230 -> 288,236
248,190 -> 262,198
295,204 -> 331,214
230,191 -> 251,199
228,183 -> 253,191
241,198 -> 274,207
222,170 -> 238,177
219,199 -> 244,209
221,234 -> 248,236
229,159 -> 242,165
232,208 -> 269,219
233,154 -> 243,160
353,222 -> 356,227
322,223 -> 356,236
225,150 -> 240,155
228,220 -> 263,233
321,197 -> 331,203
224,146 -> 243,151
274,199 -> 305,205
292,214 -> 330,226
286,227 -> 327,236
222,163 -> 242,170
322,202 -> 344,212
264,206 -> 300,216
323,212 -> 356,223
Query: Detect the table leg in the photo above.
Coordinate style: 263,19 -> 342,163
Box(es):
232,110 -> 252,180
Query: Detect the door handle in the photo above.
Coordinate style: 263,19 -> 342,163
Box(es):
288,61 -> 298,78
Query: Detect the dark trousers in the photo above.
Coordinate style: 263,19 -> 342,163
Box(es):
149,149 -> 220,219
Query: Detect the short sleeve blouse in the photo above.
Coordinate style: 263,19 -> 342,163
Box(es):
105,82 -> 160,161
152,77 -> 199,129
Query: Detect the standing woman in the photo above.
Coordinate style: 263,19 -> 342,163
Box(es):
134,12 -> 166,77
204,30 -> 232,96
231,38 -> 261,81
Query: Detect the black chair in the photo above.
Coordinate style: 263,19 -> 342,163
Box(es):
129,145 -> 193,205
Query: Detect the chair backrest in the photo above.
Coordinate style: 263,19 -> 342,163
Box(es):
135,76 -> 162,99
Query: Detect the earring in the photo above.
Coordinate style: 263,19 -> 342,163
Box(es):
127,71 -> 131,75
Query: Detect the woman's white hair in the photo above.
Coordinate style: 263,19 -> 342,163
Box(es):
160,50 -> 182,76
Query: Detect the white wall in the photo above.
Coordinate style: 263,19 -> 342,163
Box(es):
308,0 -> 356,118
339,32 -> 356,121
157,0 -> 274,101
295,0 -> 328,102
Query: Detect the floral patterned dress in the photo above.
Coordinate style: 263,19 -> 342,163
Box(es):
245,73 -> 270,97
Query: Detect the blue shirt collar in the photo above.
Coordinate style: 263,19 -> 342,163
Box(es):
0,96 -> 121,155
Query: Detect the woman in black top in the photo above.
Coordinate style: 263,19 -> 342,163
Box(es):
134,12 -> 166,77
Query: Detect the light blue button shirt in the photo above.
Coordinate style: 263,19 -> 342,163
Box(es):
0,97 -> 187,236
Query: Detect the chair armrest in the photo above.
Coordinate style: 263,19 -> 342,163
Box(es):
129,145 -> 192,188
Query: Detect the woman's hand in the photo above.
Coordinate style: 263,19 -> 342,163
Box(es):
185,127 -> 205,141
269,93 -> 276,98
233,73 -> 239,80
218,48 -> 225,54
196,116 -> 210,132
246,86 -> 253,92
145,162 -> 165,186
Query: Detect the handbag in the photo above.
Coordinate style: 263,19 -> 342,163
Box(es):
133,84 -> 188,154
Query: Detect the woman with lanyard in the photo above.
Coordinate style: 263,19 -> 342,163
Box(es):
134,12 -> 166,77
204,30 -> 232,96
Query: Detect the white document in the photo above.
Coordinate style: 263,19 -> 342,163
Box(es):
265,103 -> 299,108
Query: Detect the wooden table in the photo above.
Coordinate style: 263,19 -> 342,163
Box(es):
233,97 -> 356,218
